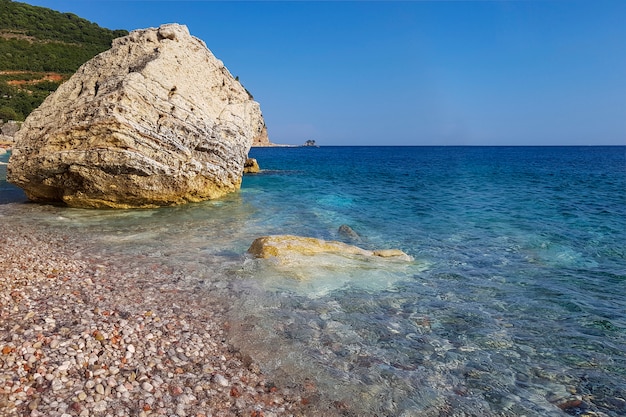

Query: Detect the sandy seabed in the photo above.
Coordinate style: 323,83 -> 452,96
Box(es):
0,223 -> 319,417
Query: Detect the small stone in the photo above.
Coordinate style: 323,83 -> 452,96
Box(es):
28,398 -> 40,410
51,379 -> 63,391
77,391 -> 87,401
213,374 -> 229,387
116,384 -> 128,393
558,399 -> 584,411
127,344 -> 135,353
170,385 -> 184,396
95,384 -> 105,395
93,401 -> 106,412
142,382 -> 154,392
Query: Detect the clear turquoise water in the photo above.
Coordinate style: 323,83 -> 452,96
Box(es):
1,146 -> 625,416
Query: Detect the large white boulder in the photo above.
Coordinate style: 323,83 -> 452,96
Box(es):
8,24 -> 268,208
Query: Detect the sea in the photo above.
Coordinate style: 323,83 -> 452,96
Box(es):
1,146 -> 625,416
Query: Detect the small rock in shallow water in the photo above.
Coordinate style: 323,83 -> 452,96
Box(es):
557,398 -> 585,412
248,234 -> 412,261
244,158 -> 260,174
373,249 -> 411,259
338,224 -> 361,241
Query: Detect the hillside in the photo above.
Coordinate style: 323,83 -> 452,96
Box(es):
0,0 -> 128,121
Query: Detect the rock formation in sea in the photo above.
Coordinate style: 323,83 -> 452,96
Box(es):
7,24 -> 267,208
248,235 -> 413,261
243,158 -> 260,174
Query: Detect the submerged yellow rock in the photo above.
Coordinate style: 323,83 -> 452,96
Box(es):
248,235 -> 413,261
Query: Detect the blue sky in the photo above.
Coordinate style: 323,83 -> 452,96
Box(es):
23,0 -> 626,146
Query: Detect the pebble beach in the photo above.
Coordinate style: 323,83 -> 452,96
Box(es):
0,223 -> 312,417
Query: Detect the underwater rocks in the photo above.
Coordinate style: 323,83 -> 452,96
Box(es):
8,24 -> 266,208
245,235 -> 417,297
248,235 -> 413,261
337,224 -> 361,242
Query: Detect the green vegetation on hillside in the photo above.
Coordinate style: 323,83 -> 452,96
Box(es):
0,0 -> 127,46
0,72 -> 55,120
0,37 -> 109,72
0,0 -> 128,121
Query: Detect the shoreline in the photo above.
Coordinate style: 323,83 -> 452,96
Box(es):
0,223 -> 311,417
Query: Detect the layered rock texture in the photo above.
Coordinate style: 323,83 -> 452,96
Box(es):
251,124 -> 272,147
248,235 -> 413,262
8,24 -> 267,208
